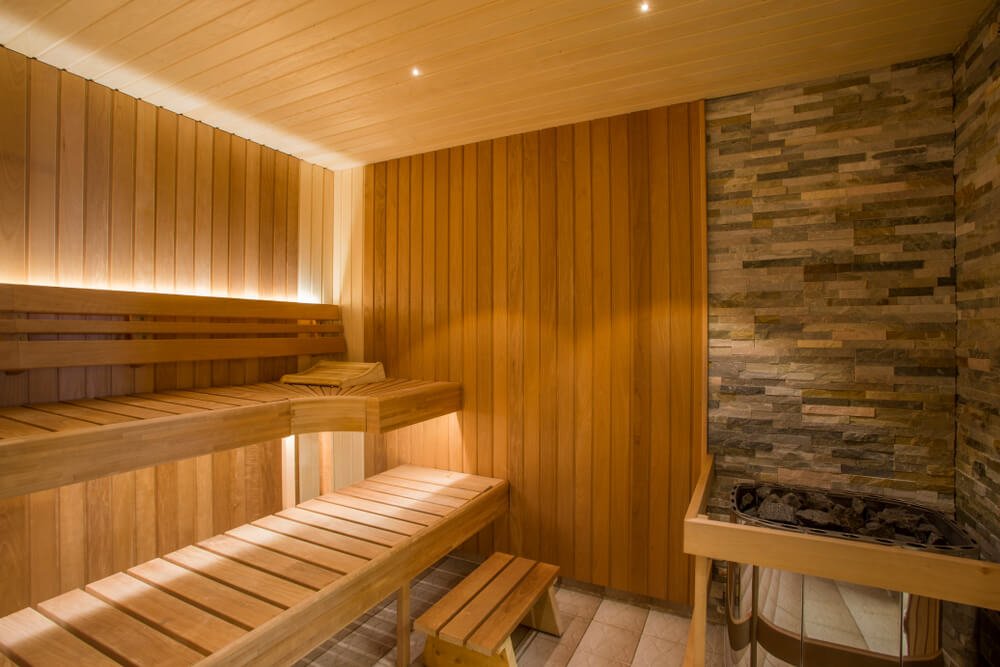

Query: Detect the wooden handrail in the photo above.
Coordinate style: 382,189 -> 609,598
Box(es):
683,455 -> 1000,612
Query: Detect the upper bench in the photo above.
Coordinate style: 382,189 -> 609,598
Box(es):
0,283 -> 461,499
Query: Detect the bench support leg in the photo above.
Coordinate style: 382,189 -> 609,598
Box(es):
525,586 -> 564,637
423,636 -> 517,667
397,583 -> 411,667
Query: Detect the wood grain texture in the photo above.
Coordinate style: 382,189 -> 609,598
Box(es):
0,47 -> 350,617
364,103 -> 707,604
0,1 -> 988,170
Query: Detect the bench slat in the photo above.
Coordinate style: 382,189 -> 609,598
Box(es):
466,562 -> 560,655
338,484 -> 455,517
358,479 -> 466,508
163,546 -> 314,609
29,402 -> 135,425
389,465 -> 496,492
1,337 -> 345,371
85,573 -> 245,654
225,524 -> 367,574
37,589 -> 203,665
369,471 -> 480,500
0,407 -> 94,432
277,506 -> 406,547
298,497 -> 423,536
314,493 -> 436,526
0,283 -> 341,320
414,553 -> 514,636
99,395 -> 204,415
252,515 -> 387,560
0,608 -> 118,666
439,557 -> 537,645
197,534 -> 338,590
129,559 -> 282,630
0,319 -> 344,335
69,398 -> 173,419
0,418 -> 49,438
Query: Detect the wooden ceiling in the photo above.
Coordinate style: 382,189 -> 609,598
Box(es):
0,0 -> 989,170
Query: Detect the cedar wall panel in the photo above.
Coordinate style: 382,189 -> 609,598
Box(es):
363,103 -> 707,604
0,47 -> 358,614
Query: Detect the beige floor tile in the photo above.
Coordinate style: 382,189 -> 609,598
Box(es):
630,634 -> 684,667
566,649 -> 629,667
642,610 -> 689,643
556,587 -> 603,620
520,634 -> 576,667
575,620 -> 641,664
593,599 -> 649,633
557,615 -> 592,652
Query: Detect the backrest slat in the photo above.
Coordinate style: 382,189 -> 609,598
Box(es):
0,283 -> 345,372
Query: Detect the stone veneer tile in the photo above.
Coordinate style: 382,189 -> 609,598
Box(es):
706,55 -> 957,509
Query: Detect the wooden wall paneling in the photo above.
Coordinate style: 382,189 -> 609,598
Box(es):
363,102 -> 706,603
244,141 -> 260,299
507,135 -> 524,556
648,107 -> 670,599
58,482 -> 87,591
461,143 -> 477,480
555,125 -> 574,577
0,52 -> 339,616
628,110 -> 651,595
0,46 -> 27,284
175,116 -> 197,295
396,156 -> 411,468
211,129 -> 230,295
85,477 -> 112,582
491,137 -> 508,553
475,141 -> 493,555
666,104 -> 693,601
110,472 -> 135,574
27,59 -> 58,286
110,91 -> 136,291
572,122 -> 593,579
285,152 -> 300,302
0,496 -> 29,614
520,132 -> 539,561
538,128 -> 559,568
590,118 -> 611,587
434,150 -> 449,471
409,152 -> 423,466
447,147 -> 463,473
28,489 -> 60,603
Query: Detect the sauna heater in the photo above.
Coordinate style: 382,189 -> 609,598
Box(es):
724,483 -> 978,666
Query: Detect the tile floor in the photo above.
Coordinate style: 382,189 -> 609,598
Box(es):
297,555 -> 726,667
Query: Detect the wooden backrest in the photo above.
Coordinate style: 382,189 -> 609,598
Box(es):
0,283 -> 345,371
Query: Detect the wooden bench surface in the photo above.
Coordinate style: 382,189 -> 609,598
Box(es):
0,378 -> 461,499
415,552 -> 560,656
0,466 -> 508,667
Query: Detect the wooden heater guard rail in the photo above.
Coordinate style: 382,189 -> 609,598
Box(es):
681,453 -> 1000,666
0,283 -> 462,499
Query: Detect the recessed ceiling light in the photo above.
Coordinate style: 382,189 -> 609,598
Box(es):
640,2 -> 650,12
411,66 -> 421,77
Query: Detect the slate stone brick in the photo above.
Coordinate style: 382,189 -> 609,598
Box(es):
707,56 -> 956,510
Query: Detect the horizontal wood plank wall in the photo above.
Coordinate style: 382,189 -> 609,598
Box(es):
362,102 -> 707,604
0,47 -> 343,615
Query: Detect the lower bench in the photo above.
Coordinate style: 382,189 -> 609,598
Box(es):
415,552 -> 563,667
0,466 -> 508,666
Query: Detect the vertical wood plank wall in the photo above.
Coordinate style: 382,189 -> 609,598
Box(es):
0,46 -> 363,615
362,102 -> 707,604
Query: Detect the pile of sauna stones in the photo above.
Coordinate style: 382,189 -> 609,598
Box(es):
736,486 -> 945,546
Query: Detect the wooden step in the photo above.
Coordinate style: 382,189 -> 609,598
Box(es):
415,552 -> 563,667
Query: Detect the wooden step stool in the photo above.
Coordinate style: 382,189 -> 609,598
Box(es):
414,553 -> 563,667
